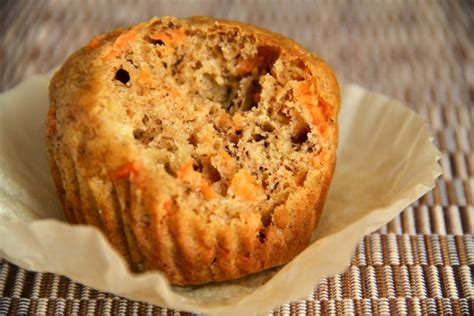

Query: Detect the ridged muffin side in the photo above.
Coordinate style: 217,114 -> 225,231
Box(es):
47,16 -> 340,285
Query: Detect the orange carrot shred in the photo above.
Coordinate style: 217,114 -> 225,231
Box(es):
219,150 -> 232,163
103,29 -> 137,60
232,113 -> 244,130
318,96 -> 333,119
295,82 -> 330,135
167,87 -> 180,97
177,159 -> 195,180
218,113 -> 230,128
137,69 -> 153,86
229,169 -> 262,201
109,162 -> 140,180
177,159 -> 216,200
200,182 -> 217,200
87,36 -> 102,50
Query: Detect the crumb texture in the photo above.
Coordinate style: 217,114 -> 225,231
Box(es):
47,16 -> 339,285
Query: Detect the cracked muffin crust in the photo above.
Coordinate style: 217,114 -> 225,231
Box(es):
47,16 -> 340,285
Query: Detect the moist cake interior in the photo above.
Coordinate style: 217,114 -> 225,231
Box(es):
100,19 -> 321,229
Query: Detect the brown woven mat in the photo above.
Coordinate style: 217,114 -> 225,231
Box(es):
1,0 -> 473,314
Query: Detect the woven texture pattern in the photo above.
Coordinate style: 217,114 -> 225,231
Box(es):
0,0 -> 473,314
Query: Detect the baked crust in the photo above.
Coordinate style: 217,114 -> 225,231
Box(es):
47,16 -> 340,285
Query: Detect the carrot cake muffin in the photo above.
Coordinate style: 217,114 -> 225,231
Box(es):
47,16 -> 340,285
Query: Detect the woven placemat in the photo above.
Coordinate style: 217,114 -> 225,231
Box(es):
1,0 -> 473,314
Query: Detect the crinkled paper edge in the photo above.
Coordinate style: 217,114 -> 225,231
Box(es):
0,73 -> 441,315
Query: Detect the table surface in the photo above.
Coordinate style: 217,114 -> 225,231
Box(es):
1,0 -> 473,314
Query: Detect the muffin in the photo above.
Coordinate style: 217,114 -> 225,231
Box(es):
47,16 -> 340,285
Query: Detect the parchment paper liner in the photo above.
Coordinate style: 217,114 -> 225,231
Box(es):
0,72 -> 441,315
